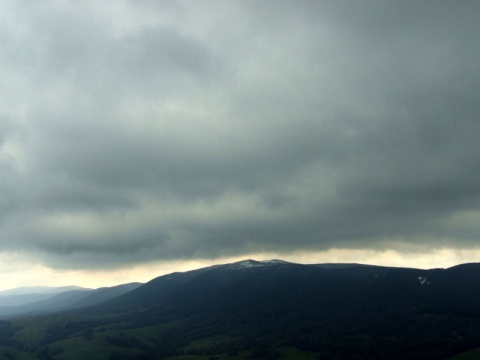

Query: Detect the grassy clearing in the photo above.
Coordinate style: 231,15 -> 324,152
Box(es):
449,348 -> 480,360
164,352 -> 250,360
31,318 -> 186,360
12,314 -> 83,346
277,347 -> 318,359
48,335 -> 142,360
163,347 -> 318,360
180,334 -> 235,353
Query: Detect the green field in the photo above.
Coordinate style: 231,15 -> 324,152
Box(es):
1,314 -> 321,360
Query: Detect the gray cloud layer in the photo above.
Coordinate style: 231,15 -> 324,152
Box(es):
1,0 -> 480,269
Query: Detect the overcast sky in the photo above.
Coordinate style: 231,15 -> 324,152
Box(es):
1,0 -> 480,289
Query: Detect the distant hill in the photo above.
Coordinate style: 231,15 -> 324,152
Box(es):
0,283 -> 142,318
70,282 -> 143,309
0,286 -> 88,296
0,286 -> 89,307
2,260 -> 480,359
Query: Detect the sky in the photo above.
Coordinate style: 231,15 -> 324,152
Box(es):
1,0 -> 480,290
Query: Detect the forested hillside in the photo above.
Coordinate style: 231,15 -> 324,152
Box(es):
1,260 -> 480,359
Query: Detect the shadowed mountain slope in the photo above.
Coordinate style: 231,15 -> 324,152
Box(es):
2,260 -> 480,359
84,260 -> 480,359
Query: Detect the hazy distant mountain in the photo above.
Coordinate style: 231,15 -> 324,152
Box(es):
2,260 -> 480,359
0,286 -> 90,308
0,285 -> 88,297
0,283 -> 142,318
70,282 -> 143,308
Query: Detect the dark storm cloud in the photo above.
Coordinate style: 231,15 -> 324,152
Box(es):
1,0 -> 480,269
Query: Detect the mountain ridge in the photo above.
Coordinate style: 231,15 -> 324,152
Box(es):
2,260 -> 480,359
